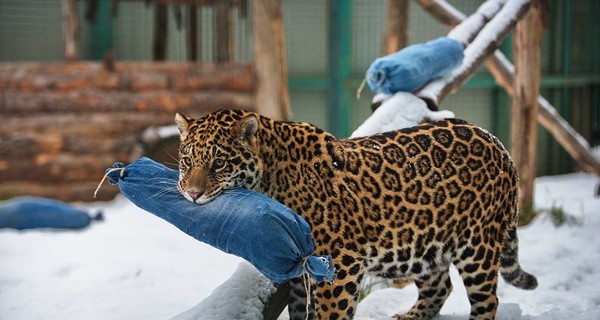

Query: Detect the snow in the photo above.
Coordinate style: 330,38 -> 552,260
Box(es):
447,0 -> 504,46
1,171 -> 599,319
172,262 -> 276,320
350,92 -> 455,138
0,196 -> 243,320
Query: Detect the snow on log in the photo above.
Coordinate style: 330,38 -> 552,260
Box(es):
446,0 -> 504,47
417,0 -> 600,178
416,0 -> 531,106
170,262 -> 288,320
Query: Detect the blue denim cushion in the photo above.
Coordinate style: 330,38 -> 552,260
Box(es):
106,157 -> 335,284
0,197 -> 93,230
366,37 -> 464,94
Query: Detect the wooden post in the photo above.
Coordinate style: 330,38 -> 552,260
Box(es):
188,5 -> 198,61
252,0 -> 292,120
383,0 -> 410,55
511,0 -> 544,220
153,4 -> 168,61
61,0 -> 79,60
215,1 -> 233,63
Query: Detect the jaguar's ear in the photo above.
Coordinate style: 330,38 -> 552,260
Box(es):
233,114 -> 259,143
175,112 -> 192,141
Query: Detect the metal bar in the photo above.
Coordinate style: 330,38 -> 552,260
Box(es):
559,0 -> 572,172
327,0 -> 352,137
90,1 -> 113,60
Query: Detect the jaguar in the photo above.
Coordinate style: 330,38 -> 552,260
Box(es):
174,109 -> 537,320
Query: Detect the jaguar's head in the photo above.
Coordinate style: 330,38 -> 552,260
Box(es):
174,110 -> 263,204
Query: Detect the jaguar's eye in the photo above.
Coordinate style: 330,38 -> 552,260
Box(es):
181,156 -> 192,167
212,158 -> 226,170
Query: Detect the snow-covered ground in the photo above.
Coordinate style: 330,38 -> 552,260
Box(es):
1,172 -> 599,320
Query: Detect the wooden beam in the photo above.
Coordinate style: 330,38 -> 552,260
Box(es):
187,5 -> 199,61
416,0 -> 531,107
511,0 -> 544,217
215,1 -> 233,63
382,0 -> 410,55
153,4 -> 168,61
61,0 -> 79,60
126,0 -> 240,6
417,0 -> 600,178
252,0 -> 291,120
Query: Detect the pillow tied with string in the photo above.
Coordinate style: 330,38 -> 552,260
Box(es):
366,36 -> 464,94
105,157 -> 336,284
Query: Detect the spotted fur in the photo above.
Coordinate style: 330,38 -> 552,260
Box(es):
175,110 -> 537,320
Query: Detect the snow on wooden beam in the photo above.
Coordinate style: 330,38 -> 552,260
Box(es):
446,0 -> 504,47
417,0 -> 600,178
416,0 -> 531,106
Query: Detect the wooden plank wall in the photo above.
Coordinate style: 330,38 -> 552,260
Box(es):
0,62 -> 256,201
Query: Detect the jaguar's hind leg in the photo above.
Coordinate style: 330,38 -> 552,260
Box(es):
454,245 -> 500,320
288,277 -> 314,320
393,268 -> 452,320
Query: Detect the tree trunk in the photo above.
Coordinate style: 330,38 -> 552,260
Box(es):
215,1 -> 233,63
153,4 -> 168,61
61,0 -> 79,60
252,0 -> 292,120
382,0 -> 410,55
511,0 -> 544,222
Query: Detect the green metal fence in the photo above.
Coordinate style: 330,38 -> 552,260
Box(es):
0,0 -> 598,175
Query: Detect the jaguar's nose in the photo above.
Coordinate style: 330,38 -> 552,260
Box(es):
187,190 -> 201,201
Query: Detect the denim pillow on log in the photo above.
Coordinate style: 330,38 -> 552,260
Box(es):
106,157 -> 335,284
366,37 -> 464,94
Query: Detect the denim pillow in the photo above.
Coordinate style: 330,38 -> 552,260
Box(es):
107,157 -> 335,284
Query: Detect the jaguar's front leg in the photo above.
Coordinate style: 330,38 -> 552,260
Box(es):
312,259 -> 364,320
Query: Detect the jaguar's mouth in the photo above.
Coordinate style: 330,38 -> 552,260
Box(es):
182,186 -> 222,205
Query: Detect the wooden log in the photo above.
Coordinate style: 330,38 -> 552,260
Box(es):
188,5 -> 199,61
0,133 -> 138,157
0,181 -> 118,202
154,3 -> 168,61
215,1 -> 233,63
61,0 -> 79,60
416,0 -> 600,178
126,0 -> 240,6
511,0 -> 544,218
415,0 -> 464,26
382,0 -> 410,55
0,62 -> 255,92
0,90 -> 254,114
0,153 -> 128,183
252,0 -> 292,120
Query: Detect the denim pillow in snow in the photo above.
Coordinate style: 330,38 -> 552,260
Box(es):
0,197 -> 99,230
106,157 -> 335,284
366,37 -> 464,94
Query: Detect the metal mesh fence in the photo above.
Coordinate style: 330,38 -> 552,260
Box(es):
0,0 -> 597,175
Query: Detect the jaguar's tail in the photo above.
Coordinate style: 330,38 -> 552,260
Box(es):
500,226 -> 538,290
